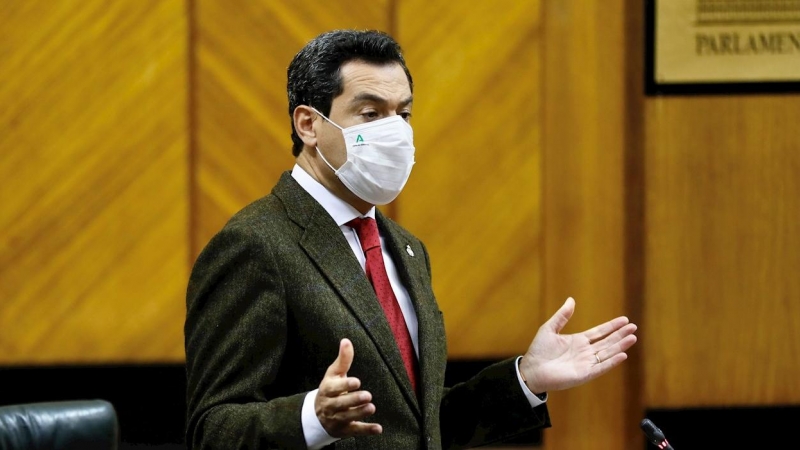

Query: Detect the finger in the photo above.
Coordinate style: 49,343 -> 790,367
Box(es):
582,316 -> 631,343
594,334 -> 637,363
592,352 -> 629,374
324,390 -> 373,411
327,338 -> 355,377
544,297 -> 575,333
329,401 -> 377,424
593,323 -> 637,350
319,376 -> 361,397
345,421 -> 383,436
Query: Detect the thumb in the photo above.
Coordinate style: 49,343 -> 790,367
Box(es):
545,297 -> 575,334
327,338 -> 354,377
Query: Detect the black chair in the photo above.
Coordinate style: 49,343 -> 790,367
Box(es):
0,399 -> 119,450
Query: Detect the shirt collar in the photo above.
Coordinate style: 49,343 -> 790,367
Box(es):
291,164 -> 375,226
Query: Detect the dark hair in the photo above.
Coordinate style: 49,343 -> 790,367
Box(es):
287,29 -> 413,156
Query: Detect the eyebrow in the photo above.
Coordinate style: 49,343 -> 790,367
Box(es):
350,93 -> 413,108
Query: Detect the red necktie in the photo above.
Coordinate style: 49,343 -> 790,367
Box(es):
347,217 -> 418,394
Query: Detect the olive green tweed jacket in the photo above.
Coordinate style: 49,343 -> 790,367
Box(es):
184,172 -> 550,449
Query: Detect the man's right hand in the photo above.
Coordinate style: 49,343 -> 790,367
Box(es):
315,338 -> 383,438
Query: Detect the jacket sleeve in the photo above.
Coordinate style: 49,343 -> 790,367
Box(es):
413,239 -> 551,449
184,223 -> 308,450
439,358 -> 551,449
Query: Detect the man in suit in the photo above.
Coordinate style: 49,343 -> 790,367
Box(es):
184,29 -> 637,449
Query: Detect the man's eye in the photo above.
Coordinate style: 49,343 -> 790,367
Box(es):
400,112 -> 412,121
361,111 -> 379,120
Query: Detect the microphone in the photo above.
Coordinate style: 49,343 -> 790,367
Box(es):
640,418 -> 675,450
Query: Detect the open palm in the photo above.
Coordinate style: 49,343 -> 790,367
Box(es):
519,297 -> 638,394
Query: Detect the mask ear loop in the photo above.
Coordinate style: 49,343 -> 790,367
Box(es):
315,145 -> 339,174
308,106 -> 344,131
308,106 -> 345,174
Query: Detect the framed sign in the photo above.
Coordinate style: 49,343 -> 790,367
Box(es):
646,0 -> 800,94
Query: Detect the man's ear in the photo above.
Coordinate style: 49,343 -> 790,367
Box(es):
293,105 -> 317,148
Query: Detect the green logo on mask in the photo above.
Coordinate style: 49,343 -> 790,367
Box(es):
355,135 -> 364,143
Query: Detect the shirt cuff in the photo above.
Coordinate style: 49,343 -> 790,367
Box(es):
302,389 -> 340,450
515,356 -> 547,407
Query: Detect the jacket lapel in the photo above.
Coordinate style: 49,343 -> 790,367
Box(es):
274,173 -> 421,415
377,211 -> 445,422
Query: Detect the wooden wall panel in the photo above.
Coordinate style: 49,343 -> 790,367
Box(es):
193,0 -> 390,256
541,1 -> 640,449
644,96 -> 800,407
0,1 -> 188,363
396,0 -> 545,359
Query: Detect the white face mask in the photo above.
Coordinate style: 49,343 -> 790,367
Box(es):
311,107 -> 415,205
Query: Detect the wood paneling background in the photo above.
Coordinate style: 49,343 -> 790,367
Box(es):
2,1 -> 799,449
396,0 -> 545,358
540,1 -> 638,448
0,0 -> 188,364
643,96 -> 800,408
